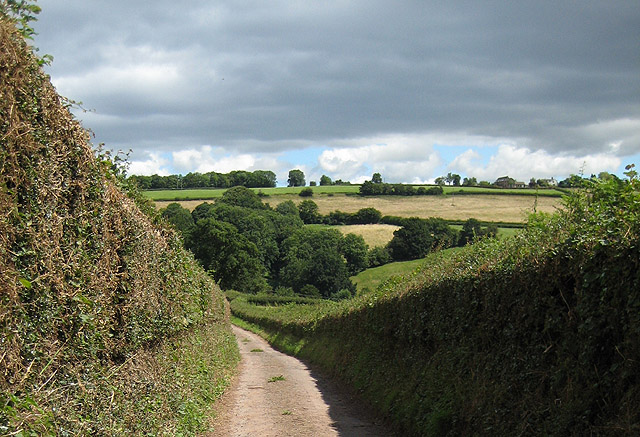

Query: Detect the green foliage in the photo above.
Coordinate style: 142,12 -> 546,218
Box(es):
275,199 -> 299,216
230,168 -> 640,435
367,245 -> 392,267
324,207 -> 382,225
187,218 -> 269,293
360,181 -> 444,196
298,199 -> 321,224
387,217 -> 458,260
1,0 -> 41,40
279,227 -> 356,297
130,169 -> 276,189
299,187 -> 313,197
319,174 -> 332,186
458,217 -> 498,245
340,233 -> 369,275
217,185 -> 266,210
160,202 -> 195,235
287,169 -> 306,187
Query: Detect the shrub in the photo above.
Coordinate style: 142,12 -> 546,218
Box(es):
299,187 -> 314,197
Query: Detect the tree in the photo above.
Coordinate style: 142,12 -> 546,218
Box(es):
187,219 -> 268,293
217,185 -> 265,209
462,177 -> 478,187
319,174 -> 332,186
191,202 -> 215,223
434,176 -> 446,186
558,174 -> 587,188
387,217 -> 458,261
210,203 -> 279,272
368,246 -> 391,267
251,170 -> 277,187
298,199 -> 321,224
371,172 -> 383,184
160,203 -> 194,236
275,200 -> 299,216
340,233 -> 369,275
352,207 -> 382,224
288,169 -> 305,187
279,228 -> 355,297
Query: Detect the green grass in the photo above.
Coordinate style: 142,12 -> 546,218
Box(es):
143,185 -> 360,201
143,184 -> 563,201
268,375 -> 286,383
440,185 -> 564,196
351,258 -> 427,293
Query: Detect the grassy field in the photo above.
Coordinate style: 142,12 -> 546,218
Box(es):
309,223 -> 521,248
269,193 -> 560,223
440,186 -> 564,196
143,184 -> 564,201
351,258 -> 427,293
144,185 -> 360,200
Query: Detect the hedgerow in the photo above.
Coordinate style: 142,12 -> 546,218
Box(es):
231,171 -> 640,435
0,16 -> 237,434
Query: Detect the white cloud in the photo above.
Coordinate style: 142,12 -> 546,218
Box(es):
318,134 -> 445,183
450,144 -> 622,182
128,152 -> 170,176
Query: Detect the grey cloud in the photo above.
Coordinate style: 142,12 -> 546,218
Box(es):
35,0 -> 639,159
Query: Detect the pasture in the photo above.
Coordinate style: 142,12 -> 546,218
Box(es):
351,258 -> 427,293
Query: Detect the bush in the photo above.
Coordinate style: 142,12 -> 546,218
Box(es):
368,246 -> 391,267
299,187 -> 314,197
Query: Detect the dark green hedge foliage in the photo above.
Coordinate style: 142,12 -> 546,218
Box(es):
232,172 -> 640,436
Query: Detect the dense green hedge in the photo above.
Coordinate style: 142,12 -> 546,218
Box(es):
231,173 -> 640,435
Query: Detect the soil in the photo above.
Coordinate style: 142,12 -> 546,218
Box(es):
211,325 -> 395,436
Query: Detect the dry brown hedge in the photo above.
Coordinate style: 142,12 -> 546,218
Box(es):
1,17 -> 232,434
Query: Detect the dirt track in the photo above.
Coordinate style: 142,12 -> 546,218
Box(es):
212,325 -> 393,436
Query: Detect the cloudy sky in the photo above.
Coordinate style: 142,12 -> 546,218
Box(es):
33,1 -> 639,185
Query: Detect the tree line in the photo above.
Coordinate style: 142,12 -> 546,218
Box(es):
161,187 -> 498,298
129,169 -> 277,189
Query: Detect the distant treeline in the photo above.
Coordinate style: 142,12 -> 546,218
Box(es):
129,170 -> 277,189
360,181 -> 444,196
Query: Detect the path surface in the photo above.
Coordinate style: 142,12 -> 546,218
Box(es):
212,325 -> 394,436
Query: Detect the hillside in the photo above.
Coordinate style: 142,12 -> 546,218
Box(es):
0,17 -> 237,434
230,171 -> 640,435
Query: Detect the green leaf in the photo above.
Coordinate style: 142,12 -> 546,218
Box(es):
19,277 -> 32,289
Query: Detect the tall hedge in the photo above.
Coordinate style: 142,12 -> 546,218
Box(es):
1,17 -> 234,434
232,173 -> 640,435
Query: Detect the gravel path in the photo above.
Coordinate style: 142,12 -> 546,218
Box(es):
211,325 -> 393,436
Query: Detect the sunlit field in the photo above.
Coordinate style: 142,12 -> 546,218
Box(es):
154,193 -> 561,223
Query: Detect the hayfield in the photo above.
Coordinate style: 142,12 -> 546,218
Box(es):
308,224 -> 401,247
168,194 -> 557,222
155,193 -> 561,223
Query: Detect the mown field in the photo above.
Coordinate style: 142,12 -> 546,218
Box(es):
155,193 -> 561,224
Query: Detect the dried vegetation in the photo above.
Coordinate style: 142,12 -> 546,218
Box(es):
0,18 -> 237,434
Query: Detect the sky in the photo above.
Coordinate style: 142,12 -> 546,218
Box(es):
32,1 -> 639,186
